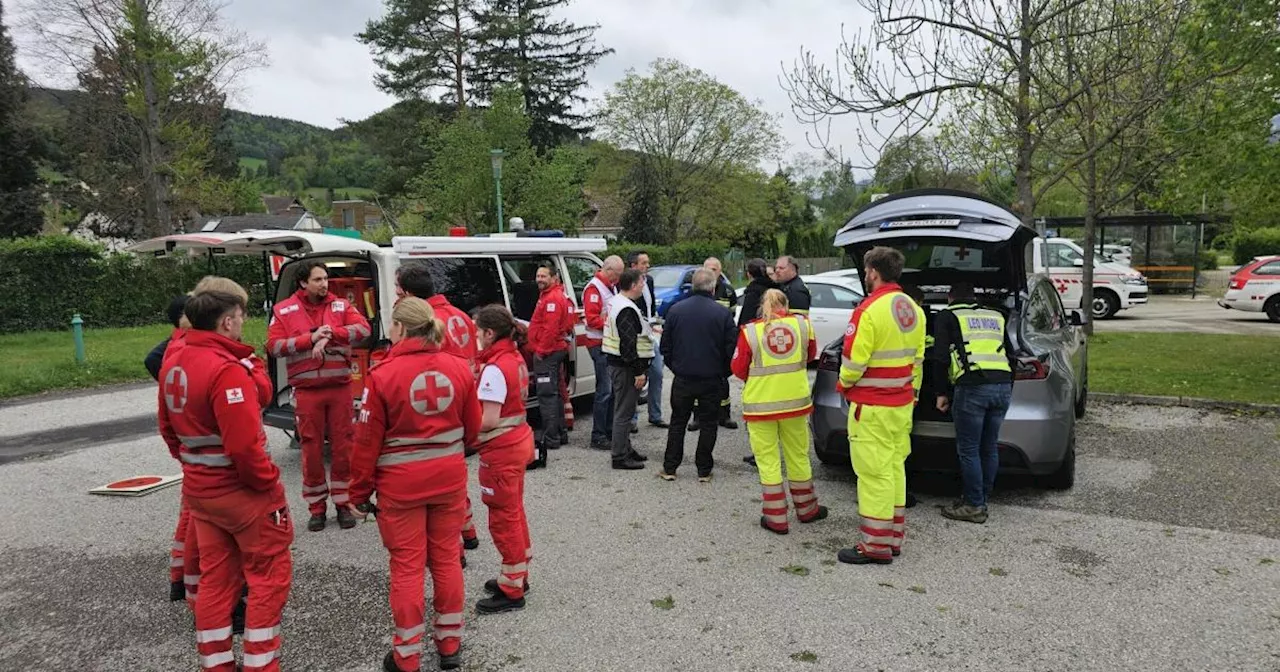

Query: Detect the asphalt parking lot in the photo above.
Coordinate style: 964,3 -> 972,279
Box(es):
1095,296 -> 1277,335
1,382 -> 1278,672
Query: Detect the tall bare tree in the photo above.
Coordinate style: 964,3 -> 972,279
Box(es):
782,0 -> 1160,228
597,58 -> 783,243
359,0 -> 478,112
20,0 -> 263,236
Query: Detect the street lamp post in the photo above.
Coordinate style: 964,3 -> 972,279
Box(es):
490,149 -> 506,233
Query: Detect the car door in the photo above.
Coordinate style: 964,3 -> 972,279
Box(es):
806,280 -> 862,349
1021,278 -> 1081,409
1042,241 -> 1085,310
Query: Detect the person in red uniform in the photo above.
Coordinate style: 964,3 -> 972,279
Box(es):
471,305 -> 536,613
266,260 -> 372,532
524,262 -> 575,469
158,287 -> 292,672
349,297 -> 482,672
393,262 -> 483,556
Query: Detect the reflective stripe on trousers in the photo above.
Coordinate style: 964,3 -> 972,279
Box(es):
477,415 -> 526,443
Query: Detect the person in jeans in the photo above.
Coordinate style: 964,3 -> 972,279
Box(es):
657,269 -> 737,482
933,281 -> 1017,524
583,256 -> 624,450
628,250 -> 668,429
601,269 -> 652,470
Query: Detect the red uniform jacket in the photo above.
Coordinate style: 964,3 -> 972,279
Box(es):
525,282 -> 575,356
427,294 -> 478,372
164,328 -> 273,408
349,338 -> 482,510
158,330 -> 284,501
474,339 -> 535,465
265,290 -> 371,389
581,273 -> 614,348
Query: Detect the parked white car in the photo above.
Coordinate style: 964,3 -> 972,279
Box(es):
735,275 -> 864,349
1218,255 -> 1280,322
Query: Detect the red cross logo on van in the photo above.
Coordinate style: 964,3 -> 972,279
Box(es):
409,371 -> 455,416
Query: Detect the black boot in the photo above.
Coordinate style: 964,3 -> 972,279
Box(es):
687,421 -> 700,432
231,597 -> 246,636
462,535 -> 480,551
905,491 -> 918,508
477,591 -> 526,614
439,649 -> 463,670
719,419 -> 739,430
336,506 -> 358,530
169,580 -> 185,602
612,458 -> 644,470
382,651 -> 404,672
307,513 -> 326,532
837,547 -> 892,565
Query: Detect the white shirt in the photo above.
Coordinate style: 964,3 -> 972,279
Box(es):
477,364 -> 507,404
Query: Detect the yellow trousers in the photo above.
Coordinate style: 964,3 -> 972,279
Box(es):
848,403 -> 912,558
749,416 -> 821,530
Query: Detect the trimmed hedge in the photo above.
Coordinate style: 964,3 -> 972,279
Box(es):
0,236 -> 266,333
1232,227 -> 1280,265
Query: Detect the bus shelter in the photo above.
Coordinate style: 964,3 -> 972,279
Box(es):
1037,213 -> 1228,298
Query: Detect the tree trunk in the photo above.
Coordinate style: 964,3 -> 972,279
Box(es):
1015,0 -> 1037,232
1081,95 -> 1099,336
138,1 -> 170,237
452,0 -> 466,112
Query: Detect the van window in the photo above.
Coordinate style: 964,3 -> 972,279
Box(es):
419,257 -> 506,315
563,256 -> 602,306
499,255 -> 557,321
1046,243 -> 1084,268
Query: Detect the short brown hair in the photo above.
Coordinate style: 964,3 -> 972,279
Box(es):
864,246 -> 905,283
184,291 -> 247,331
297,260 -> 328,289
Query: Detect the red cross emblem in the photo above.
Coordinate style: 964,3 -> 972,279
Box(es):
163,367 -> 188,413
517,363 -> 530,392
446,315 -> 471,348
892,295 -> 917,331
409,371 -> 455,415
765,325 -> 797,356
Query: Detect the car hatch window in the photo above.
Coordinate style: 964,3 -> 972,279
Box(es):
1026,282 -> 1054,332
1254,261 -> 1280,276
419,257 -> 506,316
563,256 -> 601,306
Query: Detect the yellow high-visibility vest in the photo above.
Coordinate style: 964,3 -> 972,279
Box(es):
602,295 -> 655,359
741,315 -> 812,418
942,303 -> 1011,383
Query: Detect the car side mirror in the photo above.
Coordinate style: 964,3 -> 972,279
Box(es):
1068,310 -> 1086,327
679,282 -> 692,293
1072,258 -> 1085,267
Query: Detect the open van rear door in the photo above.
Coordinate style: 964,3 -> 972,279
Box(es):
833,189 -> 1039,295
128,230 -> 382,258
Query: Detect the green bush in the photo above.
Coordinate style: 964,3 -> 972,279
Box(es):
1232,227 -> 1280,265
1199,250 -> 1219,270
605,242 -> 738,266
0,236 -> 266,333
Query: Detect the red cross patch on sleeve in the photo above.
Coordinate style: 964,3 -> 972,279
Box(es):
225,388 -> 245,405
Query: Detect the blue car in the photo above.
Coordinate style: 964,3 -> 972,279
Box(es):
650,264 -> 700,318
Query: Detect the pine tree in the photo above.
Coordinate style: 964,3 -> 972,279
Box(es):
359,0 -> 479,112
620,160 -> 663,244
0,0 -> 44,237
471,0 -> 612,152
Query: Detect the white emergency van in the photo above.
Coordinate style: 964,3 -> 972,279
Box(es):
129,230 -> 607,434
1029,237 -> 1148,319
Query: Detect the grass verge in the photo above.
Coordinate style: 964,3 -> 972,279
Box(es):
1089,332 -> 1280,405
2,319 -> 266,400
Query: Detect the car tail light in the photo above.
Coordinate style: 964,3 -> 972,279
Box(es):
1014,356 -> 1049,380
1229,277 -> 1245,290
818,350 -> 841,372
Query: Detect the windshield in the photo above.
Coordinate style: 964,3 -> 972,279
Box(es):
650,267 -> 688,290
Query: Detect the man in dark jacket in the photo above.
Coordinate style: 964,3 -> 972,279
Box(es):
144,295 -> 191,381
628,250 -> 668,428
688,257 -> 740,432
604,269 -> 653,470
737,258 -> 778,328
659,269 -> 738,481
774,255 -> 812,315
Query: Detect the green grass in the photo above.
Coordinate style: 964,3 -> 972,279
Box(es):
238,157 -> 266,172
1090,333 -> 1280,405
1,318 -> 267,400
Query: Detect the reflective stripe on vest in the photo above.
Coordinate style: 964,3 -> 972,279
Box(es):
601,296 -> 655,358
177,433 -> 233,467
584,277 -> 615,340
377,442 -> 465,467
741,315 -> 812,416
944,304 -> 1011,382
477,415 -> 526,443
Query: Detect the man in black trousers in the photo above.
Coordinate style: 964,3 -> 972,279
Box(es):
657,269 -> 738,482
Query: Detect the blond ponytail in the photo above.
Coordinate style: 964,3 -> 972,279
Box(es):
758,288 -> 790,323
392,296 -> 445,345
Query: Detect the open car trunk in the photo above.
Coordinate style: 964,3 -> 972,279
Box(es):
832,190 -> 1040,423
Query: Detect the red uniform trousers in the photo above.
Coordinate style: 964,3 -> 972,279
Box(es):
295,385 -> 354,516
560,368 -> 574,430
462,497 -> 478,544
479,437 -> 533,600
170,500 -> 205,610
188,489 -> 293,672
377,490 -> 467,672
170,500 -> 189,585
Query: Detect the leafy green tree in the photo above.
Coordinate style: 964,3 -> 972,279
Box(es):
359,0 -> 478,111
471,0 -> 612,151
0,0 -> 43,237
598,59 -> 783,244
619,160 -> 662,244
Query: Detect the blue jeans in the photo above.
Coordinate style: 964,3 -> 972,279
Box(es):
632,347 -> 665,424
589,346 -> 614,443
952,383 -> 1013,509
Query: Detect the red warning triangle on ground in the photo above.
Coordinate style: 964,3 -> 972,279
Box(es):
89,474 -> 182,497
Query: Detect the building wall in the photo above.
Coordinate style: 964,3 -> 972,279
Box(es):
331,201 -> 383,232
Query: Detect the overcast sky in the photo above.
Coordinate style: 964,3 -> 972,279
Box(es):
11,0 -> 875,168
